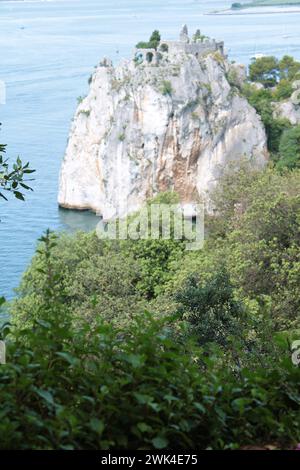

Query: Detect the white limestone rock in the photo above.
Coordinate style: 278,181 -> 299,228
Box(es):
273,80 -> 300,125
58,36 -> 268,220
273,100 -> 300,125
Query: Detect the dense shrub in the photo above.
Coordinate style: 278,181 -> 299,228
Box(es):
175,270 -> 245,348
243,55 -> 300,158
1,309 -> 300,450
242,85 -> 291,154
249,55 -> 300,88
157,166 -> 300,331
4,164 -> 300,450
136,30 -> 161,50
161,80 -> 173,96
249,56 -> 279,87
278,125 -> 300,170
0,142 -> 35,202
12,193 -> 186,328
11,231 -> 145,331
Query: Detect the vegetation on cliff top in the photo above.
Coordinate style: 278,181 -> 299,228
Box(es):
135,30 -> 161,50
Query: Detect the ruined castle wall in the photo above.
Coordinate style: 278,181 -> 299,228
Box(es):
161,40 -> 224,61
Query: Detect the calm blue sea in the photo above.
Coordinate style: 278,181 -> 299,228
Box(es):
0,0 -> 300,303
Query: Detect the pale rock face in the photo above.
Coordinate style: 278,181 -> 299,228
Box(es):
273,80 -> 300,125
58,48 -> 268,220
273,100 -> 300,126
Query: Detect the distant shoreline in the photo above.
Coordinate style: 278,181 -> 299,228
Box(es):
207,6 -> 300,15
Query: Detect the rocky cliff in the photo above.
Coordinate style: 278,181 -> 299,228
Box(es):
58,27 -> 268,220
273,91 -> 300,125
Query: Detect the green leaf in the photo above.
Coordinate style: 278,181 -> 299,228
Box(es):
89,418 -> 105,435
14,191 -> 25,201
133,393 -> 153,405
56,351 -> 79,366
35,389 -> 55,406
152,436 -> 169,449
194,402 -> 206,414
123,353 -> 145,368
137,422 -> 152,434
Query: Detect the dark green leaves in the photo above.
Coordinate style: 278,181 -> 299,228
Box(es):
0,143 -> 35,202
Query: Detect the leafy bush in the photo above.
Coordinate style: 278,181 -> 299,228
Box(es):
249,55 -> 300,88
249,56 -> 279,87
11,193 -> 186,328
242,85 -> 291,154
1,308 -> 299,449
159,43 -> 169,52
273,79 -> 293,101
136,30 -> 161,50
175,270 -> 245,348
243,55 -> 300,158
3,161 -> 300,450
161,80 -> 173,96
209,166 -> 300,329
0,143 -> 35,202
1,230 -> 299,450
158,165 -> 300,331
11,231 -> 144,331
119,192 -> 186,299
278,125 -> 300,170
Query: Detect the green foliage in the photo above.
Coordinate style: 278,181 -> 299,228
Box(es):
119,192 -> 186,299
159,43 -> 169,52
249,56 -> 279,87
136,30 -> 161,50
278,125 -> 300,170
249,55 -> 300,91
124,238 -> 184,299
11,231 -> 144,331
273,79 -> 293,101
135,41 -> 149,49
242,84 -> 291,154
266,117 -> 291,154
153,166 -> 300,338
0,143 -> 35,202
161,80 -> 173,96
11,192 -> 186,328
1,303 -> 299,449
3,152 -> 300,449
251,0 -> 300,5
278,55 -> 300,81
1,233 -> 300,449
149,30 -> 161,49
200,166 -> 300,329
175,270 -> 245,348
192,29 -> 207,43
245,56 -> 299,158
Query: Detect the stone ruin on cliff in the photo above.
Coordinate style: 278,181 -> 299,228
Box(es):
134,25 -> 225,66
